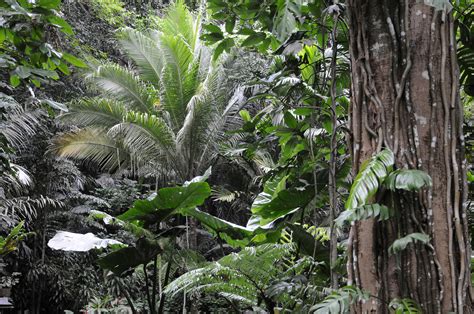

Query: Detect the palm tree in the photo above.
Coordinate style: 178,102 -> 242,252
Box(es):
54,1 -> 239,183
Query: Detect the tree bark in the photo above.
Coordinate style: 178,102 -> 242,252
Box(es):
346,0 -> 473,312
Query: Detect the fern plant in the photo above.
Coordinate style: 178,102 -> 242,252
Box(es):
165,243 -> 296,312
53,1 -> 240,183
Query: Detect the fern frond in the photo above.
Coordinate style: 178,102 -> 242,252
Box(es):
165,243 -> 295,309
212,187 -> 240,203
388,233 -> 430,255
335,204 -> 390,226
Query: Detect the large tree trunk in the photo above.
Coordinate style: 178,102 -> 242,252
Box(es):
346,0 -> 473,312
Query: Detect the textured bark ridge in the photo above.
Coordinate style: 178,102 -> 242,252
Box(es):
346,0 -> 473,312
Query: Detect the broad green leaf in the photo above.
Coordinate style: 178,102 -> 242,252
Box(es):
225,17 -> 235,33
388,233 -> 430,255
46,16 -> 74,35
14,66 -> 31,79
238,28 -> 256,35
213,41 -> 226,61
273,0 -> 300,41
9,74 -> 20,87
384,169 -> 432,191
180,207 -> 253,247
251,188 -> 314,225
62,53 -> 88,68
37,0 -> 61,9
203,24 -> 222,34
251,173 -> 288,213
241,33 -> 266,47
97,237 -> 163,275
89,210 -> 153,239
119,182 -> 211,222
213,38 -> 234,61
201,32 -> 224,43
284,111 -> 298,128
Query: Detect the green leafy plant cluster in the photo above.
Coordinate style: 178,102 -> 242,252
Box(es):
53,1 -> 238,184
337,149 -> 432,227
0,0 -> 86,87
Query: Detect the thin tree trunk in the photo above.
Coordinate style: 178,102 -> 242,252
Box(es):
346,0 -> 473,312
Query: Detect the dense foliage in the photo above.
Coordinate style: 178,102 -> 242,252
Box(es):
0,0 -> 473,312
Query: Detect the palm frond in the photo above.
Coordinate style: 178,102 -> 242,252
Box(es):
107,111 -> 177,166
0,93 -> 44,150
158,0 -> 198,52
51,1 -> 237,183
159,35 -> 195,127
87,64 -> 156,113
0,164 -> 32,197
119,28 -> 163,87
0,196 -> 63,224
52,127 -> 128,171
59,97 -> 127,128
177,64 -> 230,168
157,2 -> 201,128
